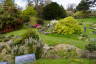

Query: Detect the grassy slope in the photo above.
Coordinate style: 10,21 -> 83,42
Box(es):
40,17 -> 96,49
4,29 -> 28,36
34,17 -> 96,64
2,17 -> 96,64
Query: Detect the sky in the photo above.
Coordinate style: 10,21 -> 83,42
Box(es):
15,0 -> 81,9
15,0 -> 96,10
52,0 -> 81,9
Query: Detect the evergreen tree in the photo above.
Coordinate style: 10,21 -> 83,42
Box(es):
42,2 -> 67,20
76,0 -> 90,11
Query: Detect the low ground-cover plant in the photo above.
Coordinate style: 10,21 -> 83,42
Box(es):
54,17 -> 83,35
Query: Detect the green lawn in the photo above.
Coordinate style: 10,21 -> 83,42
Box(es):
4,29 -> 29,36
77,17 -> 96,24
40,33 -> 88,49
29,58 -> 96,64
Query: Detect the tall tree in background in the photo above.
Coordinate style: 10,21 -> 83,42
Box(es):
88,0 -> 96,7
26,0 -> 52,17
4,0 -> 14,6
76,0 -> 90,11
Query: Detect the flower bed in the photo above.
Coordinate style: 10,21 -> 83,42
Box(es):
0,29 -> 44,64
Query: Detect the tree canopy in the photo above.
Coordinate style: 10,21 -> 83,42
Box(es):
42,2 -> 67,20
76,0 -> 90,11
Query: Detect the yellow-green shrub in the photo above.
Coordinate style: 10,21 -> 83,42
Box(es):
54,17 -> 83,34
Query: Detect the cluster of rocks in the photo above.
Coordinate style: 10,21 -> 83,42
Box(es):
42,44 -> 96,59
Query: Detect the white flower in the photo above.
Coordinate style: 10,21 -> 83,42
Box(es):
50,19 -> 58,25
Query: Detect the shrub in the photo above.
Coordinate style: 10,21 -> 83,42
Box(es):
36,19 -> 44,25
54,17 -> 83,35
29,17 -> 38,25
0,1 -> 23,33
29,17 -> 44,26
85,38 -> 96,52
86,43 -> 96,52
0,10 -> 23,33
42,2 -> 67,20
73,11 -> 89,18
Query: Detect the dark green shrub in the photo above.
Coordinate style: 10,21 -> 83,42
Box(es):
42,2 -> 67,20
36,19 -> 44,25
86,43 -> 96,52
86,38 -> 96,52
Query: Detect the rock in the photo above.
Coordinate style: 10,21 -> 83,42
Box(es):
0,43 -> 4,51
6,40 -> 13,45
42,44 -> 82,59
53,44 -> 77,51
80,50 -> 96,59
43,32 -> 52,35
92,24 -> 96,27
15,54 -> 36,64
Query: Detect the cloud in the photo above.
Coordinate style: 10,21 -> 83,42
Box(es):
15,0 -> 27,9
52,0 -> 81,9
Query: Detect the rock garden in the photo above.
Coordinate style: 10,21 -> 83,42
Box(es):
0,0 -> 96,64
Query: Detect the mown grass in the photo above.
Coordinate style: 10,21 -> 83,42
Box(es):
77,17 -> 96,24
40,33 -> 88,49
4,29 -> 28,36
26,58 -> 96,64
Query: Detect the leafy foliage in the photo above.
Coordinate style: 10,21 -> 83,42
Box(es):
42,2 -> 67,20
22,6 -> 37,17
76,0 -> 90,11
0,0 -> 23,33
54,17 -> 83,35
73,11 -> 90,18
86,43 -> 96,52
22,6 -> 37,22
